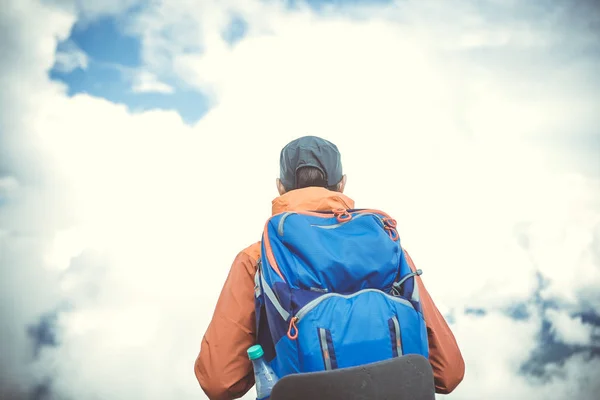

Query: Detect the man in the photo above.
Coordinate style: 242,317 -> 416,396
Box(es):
194,136 -> 465,400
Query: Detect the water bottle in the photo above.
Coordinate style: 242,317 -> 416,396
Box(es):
248,344 -> 279,400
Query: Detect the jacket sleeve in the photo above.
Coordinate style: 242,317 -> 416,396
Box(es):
194,247 -> 259,400
405,250 -> 465,394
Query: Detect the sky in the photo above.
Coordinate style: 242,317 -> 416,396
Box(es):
1,0 -> 599,399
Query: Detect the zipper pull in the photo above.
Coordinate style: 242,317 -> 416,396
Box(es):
287,317 -> 299,340
333,208 -> 351,223
383,217 -> 399,240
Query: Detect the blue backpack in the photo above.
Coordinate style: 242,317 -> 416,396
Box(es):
254,208 -> 429,378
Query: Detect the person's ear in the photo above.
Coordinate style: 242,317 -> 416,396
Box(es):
338,175 -> 347,193
276,178 -> 287,196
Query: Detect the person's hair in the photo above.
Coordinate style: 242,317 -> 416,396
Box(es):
294,166 -> 341,191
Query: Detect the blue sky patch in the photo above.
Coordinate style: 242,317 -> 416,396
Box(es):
465,307 -> 487,317
69,16 -> 141,67
504,302 -> 531,320
222,15 -> 249,46
49,15 -> 211,125
51,60 -> 210,124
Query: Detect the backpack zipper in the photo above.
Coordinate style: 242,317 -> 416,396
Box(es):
318,328 -> 334,370
310,213 -> 384,229
278,212 -> 384,235
390,315 -> 403,356
286,288 -> 416,340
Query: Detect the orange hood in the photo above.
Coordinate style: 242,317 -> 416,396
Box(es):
271,187 -> 355,215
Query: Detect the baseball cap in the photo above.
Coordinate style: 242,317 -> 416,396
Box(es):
279,136 -> 343,190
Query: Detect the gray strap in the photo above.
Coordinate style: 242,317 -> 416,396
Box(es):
260,272 -> 290,321
254,268 -> 262,298
411,278 -> 420,303
392,269 -> 423,299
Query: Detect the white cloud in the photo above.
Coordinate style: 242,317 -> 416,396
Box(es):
0,2 -> 76,398
546,309 -> 599,347
131,70 -> 175,94
46,0 -> 145,20
77,0 -> 142,18
0,176 -> 19,207
53,40 -> 88,73
1,1 -> 600,400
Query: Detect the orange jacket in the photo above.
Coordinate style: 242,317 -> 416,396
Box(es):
195,188 -> 465,399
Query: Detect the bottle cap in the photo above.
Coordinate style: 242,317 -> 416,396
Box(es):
247,344 -> 264,360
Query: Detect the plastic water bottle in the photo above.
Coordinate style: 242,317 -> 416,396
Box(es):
248,344 -> 279,400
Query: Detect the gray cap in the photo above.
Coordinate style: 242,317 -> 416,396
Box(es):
279,136 -> 343,190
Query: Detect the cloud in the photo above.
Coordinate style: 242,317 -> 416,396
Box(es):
45,0 -> 144,20
1,0 -> 599,400
0,2 -> 75,397
0,176 -> 19,206
546,309 -> 599,347
52,40 -> 89,73
131,70 -> 175,94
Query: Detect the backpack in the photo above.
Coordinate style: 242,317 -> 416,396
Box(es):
253,208 -> 429,378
